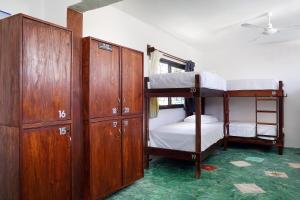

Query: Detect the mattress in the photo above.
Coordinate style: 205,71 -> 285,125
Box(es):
149,71 -> 226,91
229,122 -> 277,140
227,79 -> 278,91
149,122 -> 224,152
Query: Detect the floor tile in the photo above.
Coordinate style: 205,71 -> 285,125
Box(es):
230,160 -> 251,167
245,156 -> 264,163
234,183 -> 265,194
265,171 -> 288,178
288,163 -> 300,169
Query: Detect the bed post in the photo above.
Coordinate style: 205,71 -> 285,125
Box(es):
195,74 -> 201,179
223,92 -> 229,150
278,81 -> 284,155
144,77 -> 150,168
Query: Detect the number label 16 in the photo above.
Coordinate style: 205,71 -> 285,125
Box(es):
59,110 -> 66,119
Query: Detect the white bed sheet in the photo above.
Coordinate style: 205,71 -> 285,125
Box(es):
227,79 -> 278,91
229,122 -> 277,140
149,122 -> 224,152
149,71 -> 226,91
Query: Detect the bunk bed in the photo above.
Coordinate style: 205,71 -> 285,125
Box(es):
144,72 -> 226,178
224,79 -> 285,155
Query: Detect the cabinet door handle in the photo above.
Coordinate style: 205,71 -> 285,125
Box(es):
117,98 -> 121,105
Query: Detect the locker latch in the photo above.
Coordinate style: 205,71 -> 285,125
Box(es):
124,107 -> 130,113
112,107 -> 118,114
112,121 -> 118,128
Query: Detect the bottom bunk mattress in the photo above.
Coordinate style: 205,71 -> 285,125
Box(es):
149,122 -> 224,152
229,122 -> 277,140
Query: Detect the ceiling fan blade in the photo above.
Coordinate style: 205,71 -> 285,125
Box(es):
241,23 -> 264,29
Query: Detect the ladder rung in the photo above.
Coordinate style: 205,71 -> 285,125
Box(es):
257,110 -> 277,113
257,122 -> 277,126
256,98 -> 277,101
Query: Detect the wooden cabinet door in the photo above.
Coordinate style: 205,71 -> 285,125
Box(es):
121,48 -> 143,115
22,125 -> 71,200
22,18 -> 71,124
89,40 -> 120,119
122,117 -> 143,185
89,120 -> 122,199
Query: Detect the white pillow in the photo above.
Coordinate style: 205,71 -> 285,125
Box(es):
184,115 -> 218,123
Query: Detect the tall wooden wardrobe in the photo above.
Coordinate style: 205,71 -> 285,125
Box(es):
82,37 -> 144,199
0,14 -> 72,200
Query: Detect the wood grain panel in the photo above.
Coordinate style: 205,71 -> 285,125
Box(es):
122,117 -> 143,185
88,39 -> 120,119
89,121 -> 122,199
22,18 -> 71,124
22,125 -> 71,200
121,48 -> 143,115
0,126 -> 20,200
67,8 -> 84,200
0,15 -> 21,127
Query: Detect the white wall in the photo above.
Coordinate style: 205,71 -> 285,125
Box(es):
201,40 -> 300,148
83,6 -> 202,76
0,0 -> 80,26
42,0 -> 80,26
0,0 -> 44,19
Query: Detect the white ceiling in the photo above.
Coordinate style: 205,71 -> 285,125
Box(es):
113,0 -> 300,48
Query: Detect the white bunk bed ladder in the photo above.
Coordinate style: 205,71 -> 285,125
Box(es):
255,97 -> 279,140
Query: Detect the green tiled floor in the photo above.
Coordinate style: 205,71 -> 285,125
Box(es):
108,147 -> 300,200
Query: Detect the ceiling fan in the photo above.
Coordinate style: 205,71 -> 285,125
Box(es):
241,12 -> 300,36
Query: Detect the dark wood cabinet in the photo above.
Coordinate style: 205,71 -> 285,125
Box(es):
83,37 -> 144,199
87,40 -> 120,119
22,125 -> 71,200
122,117 -> 143,185
0,14 -> 72,200
88,120 -> 123,199
121,48 -> 144,116
22,18 -> 71,124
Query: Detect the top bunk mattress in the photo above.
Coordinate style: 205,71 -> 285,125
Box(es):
149,71 -> 226,91
227,79 -> 279,91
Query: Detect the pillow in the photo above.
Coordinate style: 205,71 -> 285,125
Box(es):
184,115 -> 218,124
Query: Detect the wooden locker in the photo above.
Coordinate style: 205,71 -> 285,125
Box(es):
121,48 -> 144,116
82,37 -> 120,120
22,125 -> 71,200
82,37 -> 144,199
87,120 -> 122,199
22,18 -> 72,124
122,117 -> 143,185
0,14 -> 73,200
